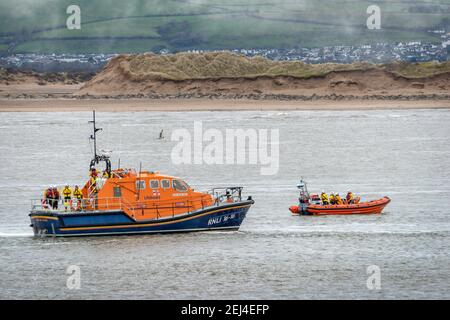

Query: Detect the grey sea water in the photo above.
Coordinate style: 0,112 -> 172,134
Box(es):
0,109 -> 449,299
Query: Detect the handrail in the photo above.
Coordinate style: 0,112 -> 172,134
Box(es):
31,197 -> 122,211
30,193 -> 215,214
208,186 -> 243,206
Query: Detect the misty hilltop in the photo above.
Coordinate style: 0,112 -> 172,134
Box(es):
1,0 -> 450,54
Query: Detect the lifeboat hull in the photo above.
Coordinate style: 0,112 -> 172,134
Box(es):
29,200 -> 253,237
305,197 -> 391,216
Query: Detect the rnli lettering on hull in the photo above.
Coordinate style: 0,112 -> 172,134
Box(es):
208,213 -> 237,226
181,304 -> 215,318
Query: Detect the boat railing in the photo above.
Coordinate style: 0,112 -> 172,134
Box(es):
30,193 -> 215,217
31,197 -> 126,212
208,187 -> 243,205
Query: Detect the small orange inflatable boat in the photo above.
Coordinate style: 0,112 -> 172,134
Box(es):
290,196 -> 391,216
289,180 -> 390,216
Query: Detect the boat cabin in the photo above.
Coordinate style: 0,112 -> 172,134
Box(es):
81,169 -> 215,221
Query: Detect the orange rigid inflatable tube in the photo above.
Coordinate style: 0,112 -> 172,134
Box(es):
305,196 -> 391,216
289,205 -> 300,214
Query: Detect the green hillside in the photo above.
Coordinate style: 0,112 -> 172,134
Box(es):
0,0 -> 449,54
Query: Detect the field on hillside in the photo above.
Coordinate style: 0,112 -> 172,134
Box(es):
0,0 -> 449,53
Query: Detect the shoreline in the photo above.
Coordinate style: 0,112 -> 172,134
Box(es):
1,98 -> 450,112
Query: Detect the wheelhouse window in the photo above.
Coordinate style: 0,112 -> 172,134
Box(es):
173,179 -> 189,192
136,180 -> 145,190
161,179 -> 170,189
113,186 -> 122,198
150,180 -> 159,189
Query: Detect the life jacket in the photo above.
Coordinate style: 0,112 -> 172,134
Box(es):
335,195 -> 343,205
321,193 -> 329,202
63,187 -> 72,198
329,194 -> 335,204
73,188 -> 82,199
346,192 -> 353,203
45,189 -> 53,199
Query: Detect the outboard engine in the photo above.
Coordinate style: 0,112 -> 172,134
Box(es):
297,180 -> 311,215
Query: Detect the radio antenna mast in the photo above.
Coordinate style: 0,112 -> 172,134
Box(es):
89,110 -> 102,158
87,111 -> 112,176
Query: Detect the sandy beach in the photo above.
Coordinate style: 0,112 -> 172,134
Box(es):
1,97 -> 450,112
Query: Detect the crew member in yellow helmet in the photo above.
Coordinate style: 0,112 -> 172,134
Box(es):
321,190 -> 329,205
346,190 -> 354,204
62,184 -> 72,211
329,193 -> 336,205
335,193 -> 343,205
72,185 -> 83,210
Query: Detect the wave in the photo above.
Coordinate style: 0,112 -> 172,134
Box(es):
240,226 -> 450,236
0,232 -> 33,238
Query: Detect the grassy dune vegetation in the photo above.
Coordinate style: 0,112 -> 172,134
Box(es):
385,60 -> 450,78
0,0 -> 449,53
114,52 -> 450,80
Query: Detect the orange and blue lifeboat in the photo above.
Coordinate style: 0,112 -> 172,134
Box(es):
29,111 -> 254,237
29,169 -> 254,237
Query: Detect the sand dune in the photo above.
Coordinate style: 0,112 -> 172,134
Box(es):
2,52 -> 450,110
77,52 -> 450,98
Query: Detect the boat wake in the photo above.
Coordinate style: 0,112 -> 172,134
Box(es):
0,232 -> 33,238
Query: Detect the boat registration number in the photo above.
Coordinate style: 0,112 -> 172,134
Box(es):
207,213 -> 236,226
